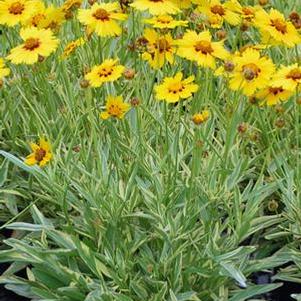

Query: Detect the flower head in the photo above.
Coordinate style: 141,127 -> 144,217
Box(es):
62,0 -> 82,12
100,95 -> 130,120
192,110 -> 210,125
256,84 -> 293,106
6,27 -> 59,65
23,3 -> 65,30
78,2 -> 127,37
84,59 -> 125,88
0,0 -> 38,26
254,8 -> 301,47
0,58 -> 10,79
61,38 -> 85,59
130,0 -> 180,15
272,64 -> 301,91
196,0 -> 241,28
144,14 -> 188,29
229,48 -> 275,96
141,28 -> 175,69
176,30 -> 229,69
25,137 -> 52,167
155,72 -> 199,103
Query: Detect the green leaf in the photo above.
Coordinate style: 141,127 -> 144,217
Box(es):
229,283 -> 282,301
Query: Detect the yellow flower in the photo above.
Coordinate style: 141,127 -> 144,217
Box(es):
0,58 -> 10,79
144,15 -> 188,29
130,0 -> 180,15
100,95 -> 130,120
62,0 -> 82,12
0,0 -> 38,26
7,27 -> 59,65
254,9 -> 301,47
229,48 -> 275,96
240,5 -> 263,23
21,0 -> 45,27
23,3 -> 65,30
85,59 -> 125,88
141,29 -> 175,69
176,30 -> 229,69
256,85 -> 294,106
192,110 -> 210,125
196,0 -> 241,28
78,2 -> 127,37
24,137 -> 52,167
155,72 -> 199,103
39,5 -> 65,30
61,38 -> 85,59
272,64 -> 301,91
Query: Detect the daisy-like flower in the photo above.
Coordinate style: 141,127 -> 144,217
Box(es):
62,0 -> 82,12
144,15 -> 188,29
6,27 -> 59,65
61,38 -> 85,59
155,72 -> 199,103
256,85 -> 294,106
142,28 -> 175,69
229,48 -> 275,96
254,9 -> 301,48
130,0 -> 180,15
272,64 -> 301,91
24,137 -> 52,167
240,5 -> 263,24
78,2 -> 127,37
100,95 -> 130,120
192,110 -> 210,125
195,0 -> 241,28
0,0 -> 38,26
23,3 -> 65,31
176,30 -> 229,69
0,58 -> 10,80
85,59 -> 125,88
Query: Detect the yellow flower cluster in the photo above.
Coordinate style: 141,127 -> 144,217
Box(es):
0,0 -> 300,166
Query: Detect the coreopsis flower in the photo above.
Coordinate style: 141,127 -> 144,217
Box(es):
6,27 -> 59,65
39,5 -> 65,30
272,64 -> 301,91
0,58 -> 10,79
240,5 -> 262,24
196,0 -> 241,28
0,0 -> 38,26
100,95 -> 130,120
144,15 -> 188,29
176,30 -> 229,69
78,2 -> 127,37
155,72 -> 199,103
229,48 -> 275,96
62,0 -> 82,12
192,110 -> 210,125
255,85 -> 293,106
24,137 -> 52,167
254,9 -> 301,47
84,59 -> 125,87
130,0 -> 180,15
23,4 -> 65,30
141,29 -> 175,69
61,38 -> 85,59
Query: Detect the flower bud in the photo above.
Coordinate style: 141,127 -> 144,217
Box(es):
123,68 -> 135,80
80,79 -> 90,88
